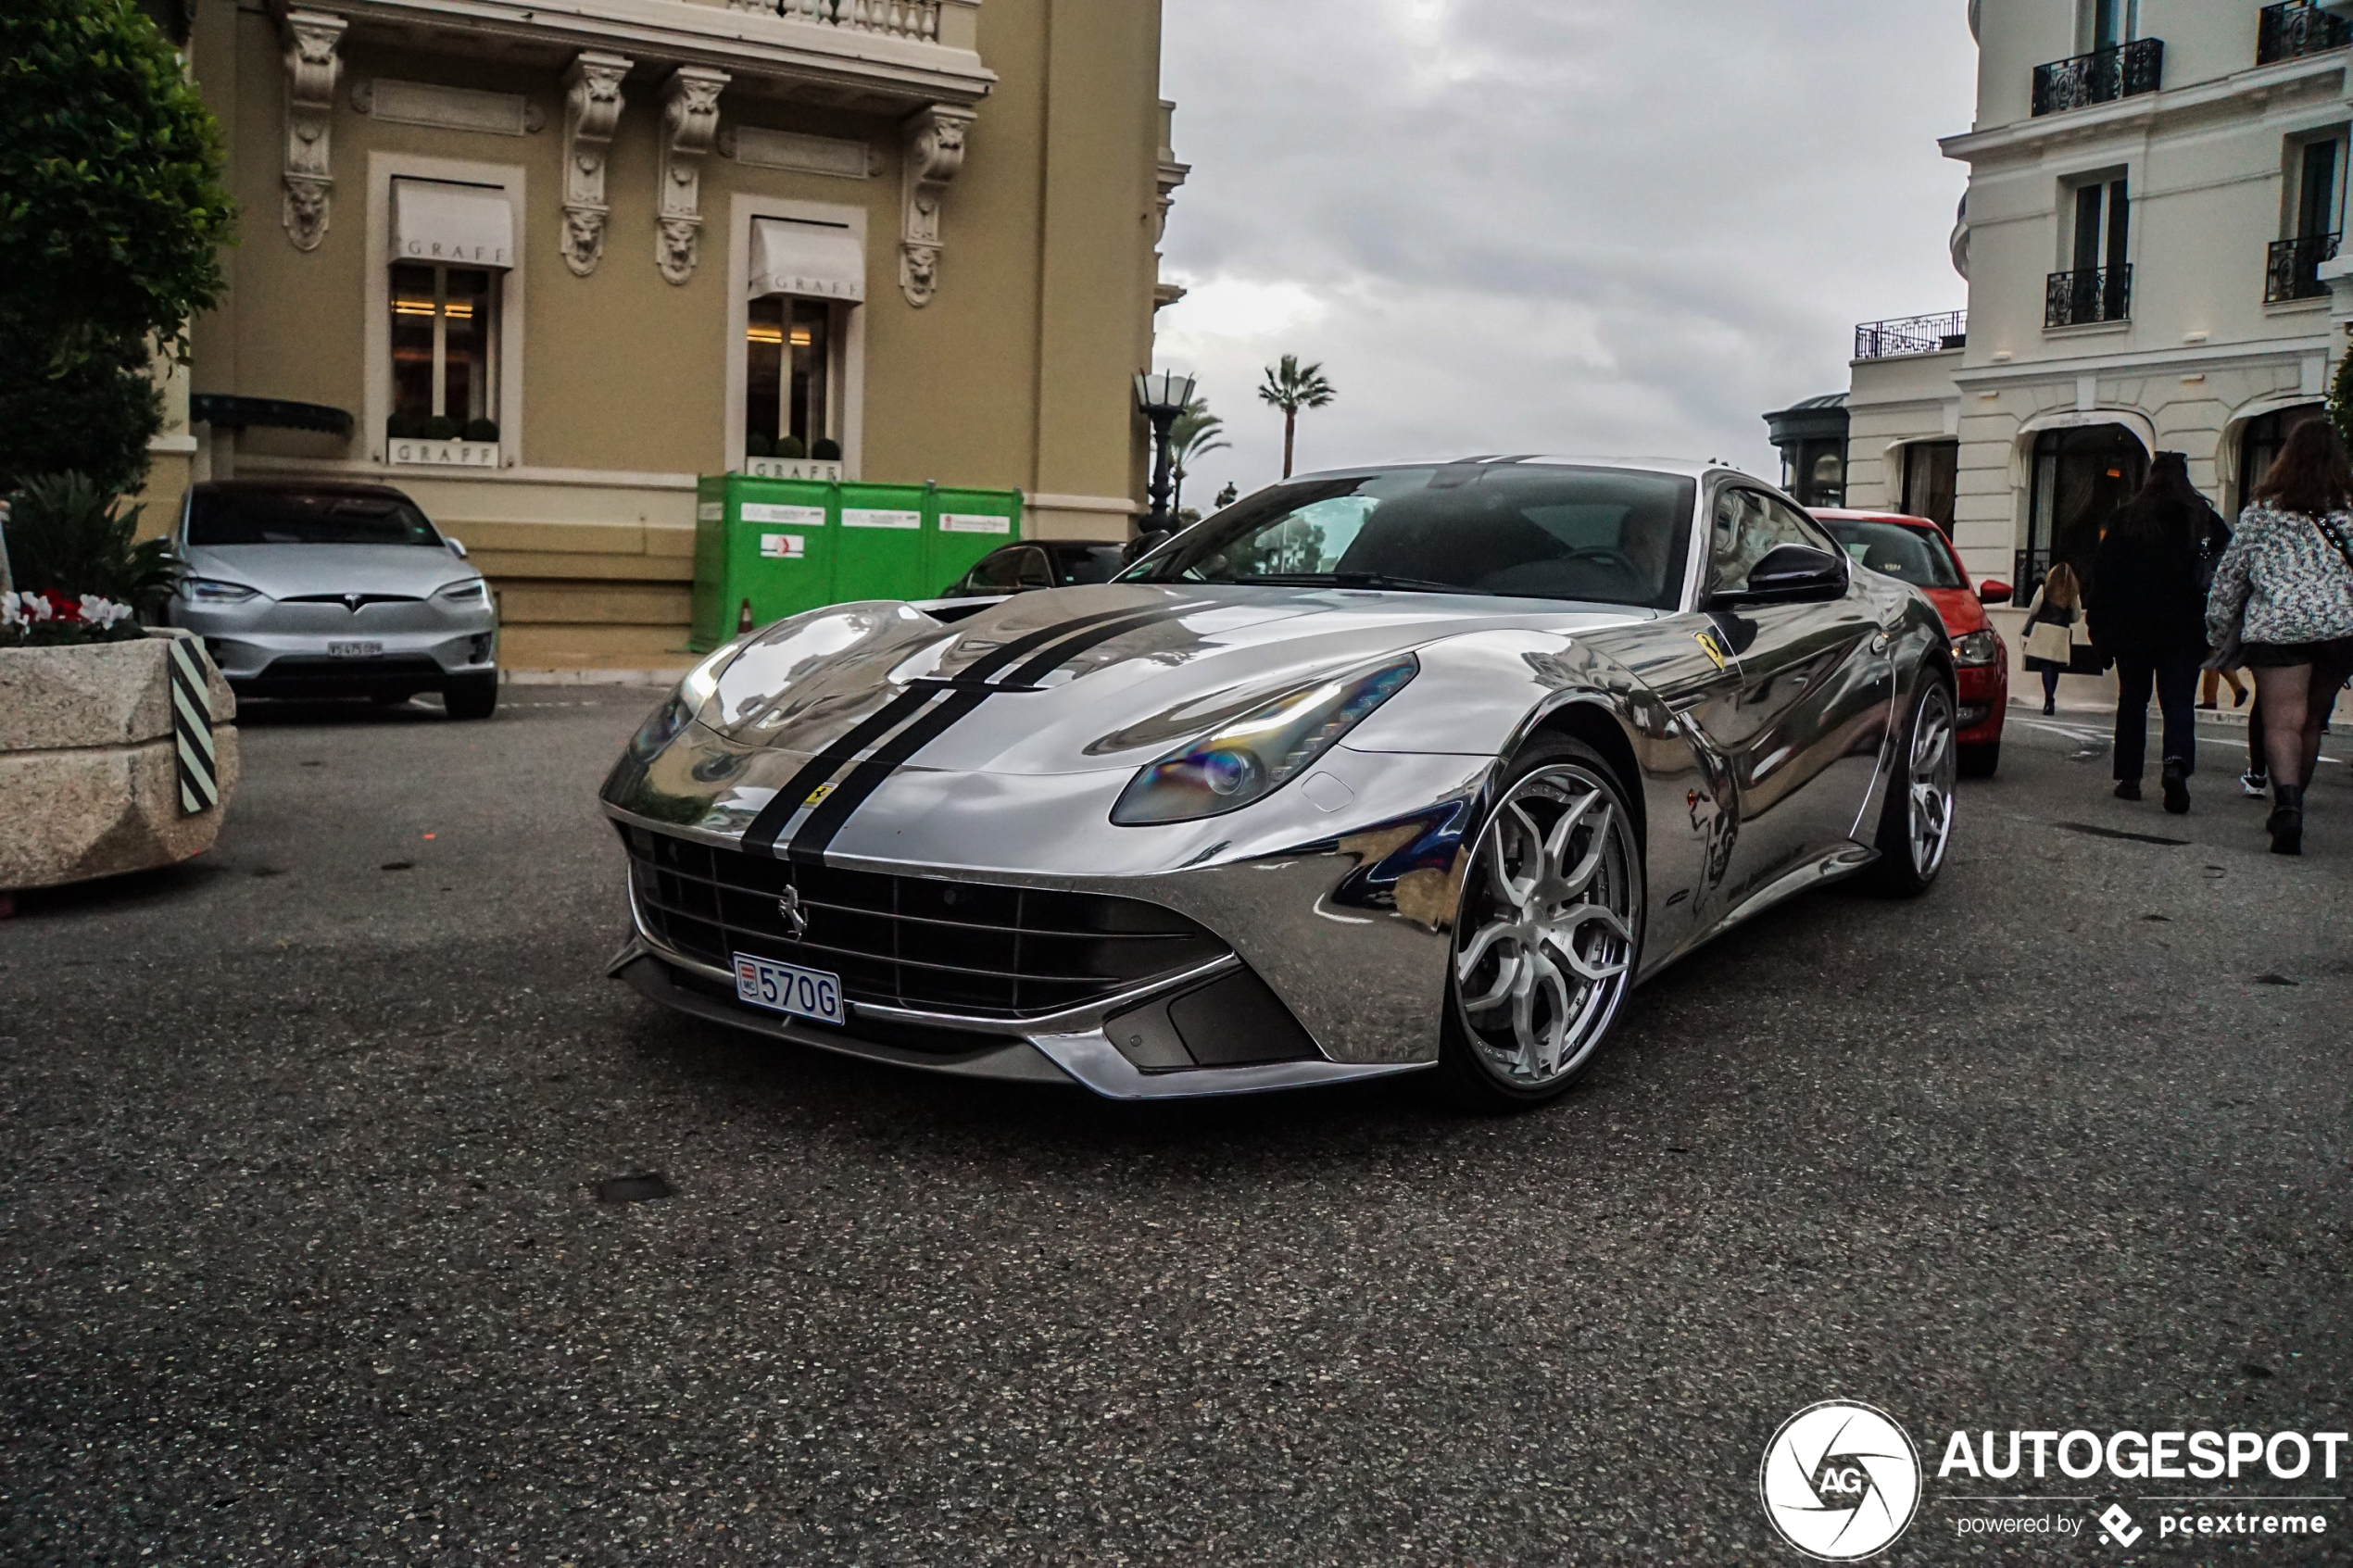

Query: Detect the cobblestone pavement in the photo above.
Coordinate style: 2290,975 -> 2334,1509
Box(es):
3,690 -> 2347,1564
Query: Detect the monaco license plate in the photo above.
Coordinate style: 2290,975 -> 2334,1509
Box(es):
733,952 -> 846,1026
326,641 -> 384,659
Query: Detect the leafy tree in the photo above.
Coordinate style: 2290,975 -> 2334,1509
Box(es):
1256,355 -> 1336,480
1,0 -> 234,495
2332,351 -> 2353,454
1167,396 -> 1228,515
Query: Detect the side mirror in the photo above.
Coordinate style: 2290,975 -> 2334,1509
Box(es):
1123,529 -> 1171,565
446,537 -> 469,558
1717,544 -> 1846,606
1977,578 -> 2013,607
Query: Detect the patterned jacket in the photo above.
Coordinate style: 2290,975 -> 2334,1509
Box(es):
2207,503 -> 2353,646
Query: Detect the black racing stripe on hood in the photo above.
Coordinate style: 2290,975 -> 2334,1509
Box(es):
742,687 -> 939,856
786,688 -> 992,866
954,601 -> 1159,684
999,603 -> 1202,687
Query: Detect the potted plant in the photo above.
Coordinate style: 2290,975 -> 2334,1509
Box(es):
0,474 -> 238,903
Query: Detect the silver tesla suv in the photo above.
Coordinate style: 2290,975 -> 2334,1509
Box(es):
169,481 -> 500,719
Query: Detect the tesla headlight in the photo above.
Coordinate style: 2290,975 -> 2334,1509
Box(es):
628,642 -> 739,761
1952,629 -> 2001,668
182,578 -> 260,605
436,579 -> 488,604
1111,655 -> 1418,826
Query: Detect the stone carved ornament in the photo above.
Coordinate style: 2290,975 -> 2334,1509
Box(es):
900,104 -> 974,307
561,53 -> 632,277
281,11 -> 346,251
657,67 -> 728,285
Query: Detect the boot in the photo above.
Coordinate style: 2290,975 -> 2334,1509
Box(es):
2161,759 -> 2191,816
2269,784 -> 2305,857
2114,779 -> 2142,801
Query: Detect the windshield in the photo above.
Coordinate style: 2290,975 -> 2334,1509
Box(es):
1122,465 -> 1696,609
189,491 -> 444,547
1818,518 -> 1963,589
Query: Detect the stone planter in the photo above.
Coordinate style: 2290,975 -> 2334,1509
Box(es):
0,632 -> 238,892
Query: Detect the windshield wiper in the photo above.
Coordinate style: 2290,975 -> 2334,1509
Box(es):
1213,571 -> 1485,596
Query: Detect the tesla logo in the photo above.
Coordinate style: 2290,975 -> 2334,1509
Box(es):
775,885 -> 810,941
342,593 -> 366,613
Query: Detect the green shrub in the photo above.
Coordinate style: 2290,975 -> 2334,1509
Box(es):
774,434 -> 808,460
386,413 -> 422,441
462,417 -> 499,443
811,437 -> 841,461
421,415 -> 459,441
746,431 -> 774,458
2,471 -> 179,618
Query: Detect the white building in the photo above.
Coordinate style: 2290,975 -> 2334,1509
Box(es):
1827,0 -> 2353,596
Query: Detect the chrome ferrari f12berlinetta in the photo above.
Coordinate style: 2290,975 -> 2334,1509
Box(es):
602,458 -> 1957,1108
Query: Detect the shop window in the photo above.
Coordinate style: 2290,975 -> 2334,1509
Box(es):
2024,425 -> 2145,592
1900,441 -> 1959,532
745,296 -> 834,457
390,263 -> 497,436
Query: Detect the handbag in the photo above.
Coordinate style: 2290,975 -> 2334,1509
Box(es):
2024,621 -> 2072,664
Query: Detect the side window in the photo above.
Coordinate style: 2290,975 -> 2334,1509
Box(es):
1707,490 -> 1833,596
971,545 -> 1052,592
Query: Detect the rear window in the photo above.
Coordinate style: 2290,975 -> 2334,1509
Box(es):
189,491 -> 443,547
1054,546 -> 1126,585
1817,518 -> 1963,590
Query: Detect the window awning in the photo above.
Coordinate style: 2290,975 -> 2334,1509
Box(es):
749,218 -> 864,303
391,180 -> 515,270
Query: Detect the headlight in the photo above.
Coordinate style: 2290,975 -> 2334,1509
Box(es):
1952,629 -> 2002,668
436,579 -> 488,604
629,642 -> 739,761
182,578 -> 259,605
1111,655 -> 1418,826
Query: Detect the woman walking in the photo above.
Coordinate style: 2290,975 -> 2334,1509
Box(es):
2018,562 -> 2084,716
2088,453 -> 2211,813
2208,420 -> 2353,854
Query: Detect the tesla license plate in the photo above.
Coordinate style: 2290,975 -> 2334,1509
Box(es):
326,641 -> 384,658
733,952 -> 845,1026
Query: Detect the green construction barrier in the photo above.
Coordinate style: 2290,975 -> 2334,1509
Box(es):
690,474 -> 1023,652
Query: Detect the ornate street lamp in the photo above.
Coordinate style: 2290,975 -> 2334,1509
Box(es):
1134,369 -> 1196,535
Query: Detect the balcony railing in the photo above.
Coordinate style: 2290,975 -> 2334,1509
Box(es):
1855,311 -> 1968,361
747,0 -> 942,40
2046,266 -> 2133,328
2032,38 -> 2164,117
2267,232 -> 2342,303
2259,2 -> 2353,65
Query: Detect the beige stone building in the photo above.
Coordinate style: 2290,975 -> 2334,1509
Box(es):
1806,0 -> 2353,597
145,0 -> 1184,668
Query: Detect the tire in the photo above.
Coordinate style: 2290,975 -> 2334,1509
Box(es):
1957,740 -> 2000,779
443,672 -> 499,721
1434,736 -> 1645,1112
1865,671 -> 1958,897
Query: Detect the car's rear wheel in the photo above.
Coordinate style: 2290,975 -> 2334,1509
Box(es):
443,672 -> 499,721
1957,739 -> 2000,779
1435,737 -> 1644,1112
1866,673 -> 1957,897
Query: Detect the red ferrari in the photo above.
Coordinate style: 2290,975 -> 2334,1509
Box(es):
1812,508 -> 2011,777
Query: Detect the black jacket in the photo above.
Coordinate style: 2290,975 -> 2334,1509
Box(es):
2086,495 -> 2213,658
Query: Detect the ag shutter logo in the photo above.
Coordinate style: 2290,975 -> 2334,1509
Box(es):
1760,1401 -> 1923,1561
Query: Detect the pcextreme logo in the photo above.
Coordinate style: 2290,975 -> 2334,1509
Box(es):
1759,1401 -> 1924,1561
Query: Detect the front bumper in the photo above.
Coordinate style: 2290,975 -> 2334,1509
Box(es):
171,596 -> 497,696
1955,654 -> 2007,745
602,715 -> 1497,1092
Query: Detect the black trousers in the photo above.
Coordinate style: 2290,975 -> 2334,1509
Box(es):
2112,648 -> 2202,781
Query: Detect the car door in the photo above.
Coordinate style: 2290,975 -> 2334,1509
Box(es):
1685,487 -> 1892,904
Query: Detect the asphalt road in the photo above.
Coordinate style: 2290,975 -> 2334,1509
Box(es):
3,688 -> 2348,1565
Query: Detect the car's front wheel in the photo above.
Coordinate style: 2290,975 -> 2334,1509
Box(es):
1435,737 -> 1644,1112
443,672 -> 499,721
1866,672 -> 1957,897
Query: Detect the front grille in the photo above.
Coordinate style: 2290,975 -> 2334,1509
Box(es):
620,824 -> 1229,1019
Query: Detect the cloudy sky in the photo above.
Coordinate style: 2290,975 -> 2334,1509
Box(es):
1153,0 -> 1980,502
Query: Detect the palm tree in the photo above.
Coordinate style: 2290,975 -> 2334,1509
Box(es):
1167,397 -> 1228,516
1257,354 -> 1336,480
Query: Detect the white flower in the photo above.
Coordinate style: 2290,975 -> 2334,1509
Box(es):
78,594 -> 133,629
0,592 -> 20,628
10,591 -> 54,623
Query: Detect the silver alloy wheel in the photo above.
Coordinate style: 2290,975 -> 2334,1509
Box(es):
1907,684 -> 1958,879
1452,762 -> 1642,1089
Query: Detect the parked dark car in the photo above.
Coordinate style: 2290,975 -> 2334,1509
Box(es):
938,540 -> 1128,598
